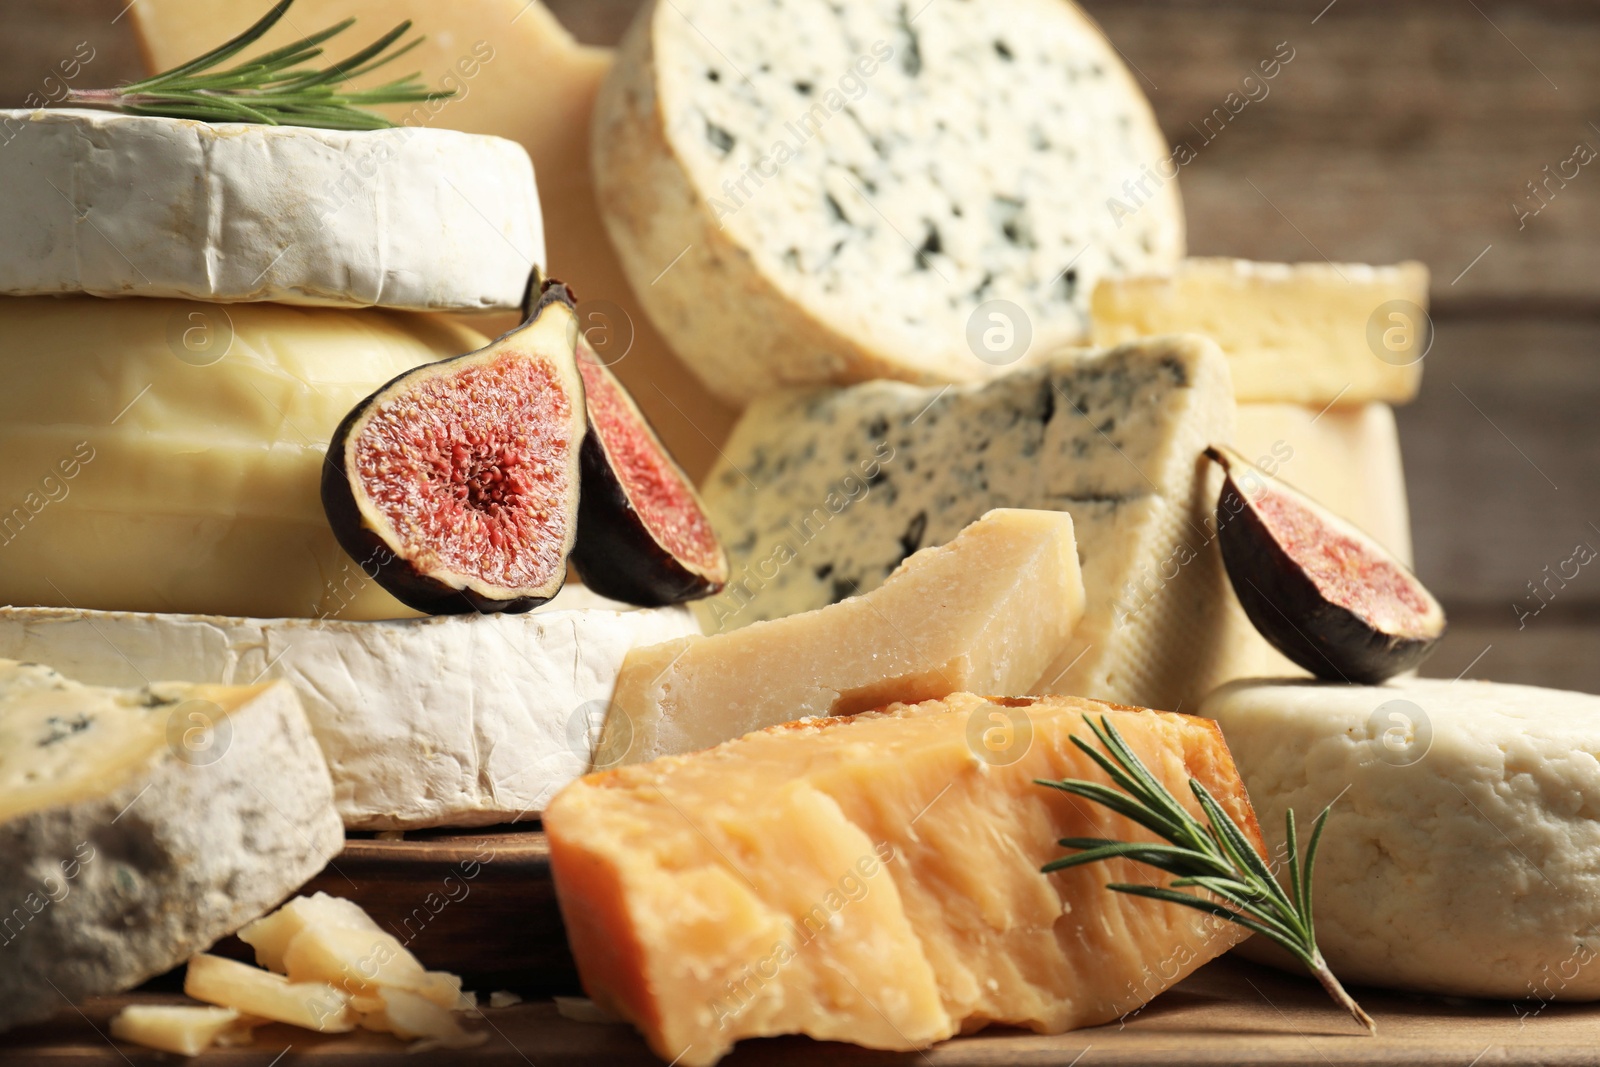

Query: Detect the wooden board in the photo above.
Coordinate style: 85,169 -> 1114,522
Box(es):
6,954 -> 1600,1065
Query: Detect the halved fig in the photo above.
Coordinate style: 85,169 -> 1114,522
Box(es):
321,284 -> 586,615
1206,444 -> 1445,683
567,341 -> 729,605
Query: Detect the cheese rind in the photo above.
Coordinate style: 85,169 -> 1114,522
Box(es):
1202,678 -> 1600,999
0,295 -> 491,620
131,0 -> 741,483
0,109 -> 542,310
602,508 -> 1085,766
0,663 -> 342,1033
548,692 -> 1260,1066
593,0 -> 1183,405
1091,259 -> 1430,405
0,595 -> 700,829
700,337 -> 1244,711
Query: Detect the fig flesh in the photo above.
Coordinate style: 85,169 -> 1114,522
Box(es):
1206,444 -> 1445,683
568,340 -> 729,605
321,285 -> 586,615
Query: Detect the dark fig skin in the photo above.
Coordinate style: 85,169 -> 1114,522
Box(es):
320,281 -> 585,616
568,356 -> 729,607
1207,445 -> 1445,684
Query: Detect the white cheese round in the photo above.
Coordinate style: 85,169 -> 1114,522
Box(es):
0,109 -> 544,311
1202,677 -> 1600,999
0,295 -> 488,620
0,593 -> 702,830
594,0 -> 1183,405
0,662 -> 342,1032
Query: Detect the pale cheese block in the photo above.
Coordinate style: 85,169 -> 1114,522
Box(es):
1091,259 -> 1430,405
1202,678 -> 1600,1000
0,662 -> 342,1033
0,295 -> 487,620
548,692 -> 1260,1066
131,0 -> 739,480
593,0 -> 1183,406
602,508 -> 1085,766
699,337 -> 1246,712
0,109 -> 541,311
0,595 -> 700,829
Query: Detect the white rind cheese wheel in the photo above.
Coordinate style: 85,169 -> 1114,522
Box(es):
0,593 -> 701,830
593,0 -> 1182,405
0,109 -> 543,311
0,296 -> 488,620
1202,678 -> 1600,1000
0,662 -> 342,1033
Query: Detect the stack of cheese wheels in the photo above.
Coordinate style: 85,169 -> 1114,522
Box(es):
0,109 -> 700,829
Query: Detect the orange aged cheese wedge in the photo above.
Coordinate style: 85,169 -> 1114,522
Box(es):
547,693 -> 1262,1065
599,508 -> 1085,767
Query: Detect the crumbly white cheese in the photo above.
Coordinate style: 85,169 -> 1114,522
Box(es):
0,109 -> 543,310
0,295 -> 488,620
594,0 -> 1182,405
1202,677 -> 1600,999
0,661 -> 342,1032
699,336 -> 1246,712
0,593 -> 700,830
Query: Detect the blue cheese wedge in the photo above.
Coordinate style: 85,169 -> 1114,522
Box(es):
699,336 -> 1254,712
0,589 -> 700,829
0,661 -> 341,1033
593,0 -> 1183,405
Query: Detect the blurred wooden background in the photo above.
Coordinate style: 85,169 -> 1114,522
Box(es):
2,0 -> 1594,691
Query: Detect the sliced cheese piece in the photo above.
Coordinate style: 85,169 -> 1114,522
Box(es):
1235,401 -> 1413,564
185,954 -> 354,1033
0,599 -> 699,829
594,0 -> 1182,406
131,0 -> 737,480
283,925 -> 463,1008
1091,259 -> 1430,405
547,692 -> 1259,1066
109,1005 -> 262,1057
0,664 -> 342,1033
360,987 -> 488,1050
0,295 -> 489,619
700,337 -> 1244,711
238,892 -> 383,975
604,508 -> 1083,766
1202,678 -> 1600,1000
0,109 -> 541,310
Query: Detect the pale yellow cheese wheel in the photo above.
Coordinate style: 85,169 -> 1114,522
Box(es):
0,296 -> 487,619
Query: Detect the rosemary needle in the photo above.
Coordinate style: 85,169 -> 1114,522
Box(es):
61,0 -> 451,131
1037,714 -> 1376,1035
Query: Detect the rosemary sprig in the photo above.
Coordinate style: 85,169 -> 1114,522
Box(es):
61,0 -> 451,130
1037,714 -> 1375,1035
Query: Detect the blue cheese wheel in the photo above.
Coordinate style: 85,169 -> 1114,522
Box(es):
593,0 -> 1183,405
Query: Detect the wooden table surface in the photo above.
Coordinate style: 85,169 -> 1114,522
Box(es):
4,955 -> 1595,1066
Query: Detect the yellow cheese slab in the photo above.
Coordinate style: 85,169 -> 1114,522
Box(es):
0,296 -> 485,619
599,509 -> 1084,766
131,0 -> 739,481
1091,258 -> 1429,405
109,1006 -> 253,1057
548,692 -> 1260,1066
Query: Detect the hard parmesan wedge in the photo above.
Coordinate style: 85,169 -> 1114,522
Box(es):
547,692 -> 1261,1066
184,954 -> 355,1034
108,1005 -> 259,1057
603,508 -> 1084,766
